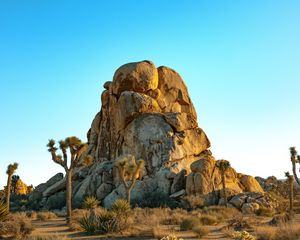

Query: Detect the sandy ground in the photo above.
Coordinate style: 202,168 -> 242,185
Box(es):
31,217 -> 231,239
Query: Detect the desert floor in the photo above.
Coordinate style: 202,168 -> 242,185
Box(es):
30,216 -> 247,240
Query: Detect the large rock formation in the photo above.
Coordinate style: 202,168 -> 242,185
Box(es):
30,60 -> 263,209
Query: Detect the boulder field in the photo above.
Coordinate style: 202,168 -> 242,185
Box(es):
29,60 -> 264,210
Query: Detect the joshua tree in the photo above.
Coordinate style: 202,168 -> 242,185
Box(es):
215,159 -> 231,208
5,163 -> 18,212
285,171 -> 294,217
47,137 -> 92,225
289,147 -> 300,185
115,154 -> 144,205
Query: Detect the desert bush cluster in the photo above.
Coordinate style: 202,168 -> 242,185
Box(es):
0,212 -> 34,239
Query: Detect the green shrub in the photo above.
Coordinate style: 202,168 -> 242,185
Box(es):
83,196 -> 99,210
0,201 -> 9,222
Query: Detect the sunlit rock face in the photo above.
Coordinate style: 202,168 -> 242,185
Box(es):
30,60 -> 264,209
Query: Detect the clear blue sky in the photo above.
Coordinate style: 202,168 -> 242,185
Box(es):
0,1 -> 299,187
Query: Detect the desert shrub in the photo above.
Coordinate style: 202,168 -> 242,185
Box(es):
26,211 -> 37,219
163,208 -> 188,225
36,211 -> 57,221
160,234 -> 184,240
227,216 -> 254,231
83,196 -> 99,210
231,231 -> 256,240
199,213 -> 218,225
131,207 -> 160,227
0,201 -> 9,222
0,213 -> 34,239
132,190 -> 179,208
192,225 -> 209,238
180,217 -> 201,230
269,213 -> 289,225
255,207 -> 275,217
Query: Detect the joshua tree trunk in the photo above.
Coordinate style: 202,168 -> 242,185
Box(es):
292,161 -> 300,185
66,169 -> 73,225
126,188 -> 131,205
221,172 -> 228,208
289,177 -> 294,217
6,174 -> 12,212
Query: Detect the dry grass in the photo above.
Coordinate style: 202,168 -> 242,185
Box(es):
199,214 -> 218,225
180,217 -> 201,230
152,225 -> 174,239
36,212 -> 57,221
255,206 -> 275,217
0,212 -> 34,239
192,225 -> 209,238
255,226 -> 276,240
25,236 -> 67,240
26,211 -> 37,220
201,206 -> 241,221
255,223 -> 300,240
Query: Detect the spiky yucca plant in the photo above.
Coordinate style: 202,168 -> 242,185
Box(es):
111,199 -> 130,214
83,196 -> 99,210
78,214 -> 96,234
47,137 -> 93,225
0,201 -> 9,222
115,154 -> 144,205
111,199 -> 131,231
